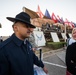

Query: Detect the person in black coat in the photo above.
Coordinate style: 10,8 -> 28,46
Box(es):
0,12 -> 48,75
66,42 -> 76,75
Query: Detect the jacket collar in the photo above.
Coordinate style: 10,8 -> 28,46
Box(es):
12,33 -> 24,46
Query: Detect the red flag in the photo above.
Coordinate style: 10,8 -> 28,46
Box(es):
64,19 -> 75,28
36,5 -> 44,18
64,18 -> 69,25
51,13 -> 58,23
70,21 -> 75,28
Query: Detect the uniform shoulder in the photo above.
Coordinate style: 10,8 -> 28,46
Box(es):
68,42 -> 76,49
0,36 -> 13,49
72,42 -> 76,45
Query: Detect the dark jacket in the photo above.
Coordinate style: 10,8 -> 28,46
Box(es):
0,34 -> 44,75
66,42 -> 76,75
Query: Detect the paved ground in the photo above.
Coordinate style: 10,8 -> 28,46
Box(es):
42,47 -> 66,75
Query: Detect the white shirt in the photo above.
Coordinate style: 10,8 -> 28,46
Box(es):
69,38 -> 76,45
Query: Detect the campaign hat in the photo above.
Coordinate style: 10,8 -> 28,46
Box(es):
6,12 -> 36,28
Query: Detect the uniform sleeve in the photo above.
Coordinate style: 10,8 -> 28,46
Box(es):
0,49 -> 9,75
33,53 -> 44,68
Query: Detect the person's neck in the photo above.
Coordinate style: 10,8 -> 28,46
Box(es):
15,33 -> 25,41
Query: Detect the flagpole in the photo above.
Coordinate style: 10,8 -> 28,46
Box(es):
64,24 -> 66,42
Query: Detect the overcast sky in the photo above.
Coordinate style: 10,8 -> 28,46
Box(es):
0,0 -> 76,36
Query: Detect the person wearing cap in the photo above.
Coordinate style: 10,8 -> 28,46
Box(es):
0,12 -> 48,75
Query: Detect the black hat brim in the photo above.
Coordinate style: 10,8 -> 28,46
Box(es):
7,17 -> 36,28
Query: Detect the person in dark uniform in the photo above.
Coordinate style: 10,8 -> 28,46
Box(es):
66,28 -> 76,75
0,12 -> 48,75
66,42 -> 76,75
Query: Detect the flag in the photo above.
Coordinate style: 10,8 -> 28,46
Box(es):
70,21 -> 75,28
73,22 -> 76,27
64,18 -> 69,25
57,15 -> 64,24
45,9 -> 51,19
36,5 -> 44,18
57,15 -> 61,23
61,17 -> 64,24
64,19 -> 75,28
51,13 -> 58,23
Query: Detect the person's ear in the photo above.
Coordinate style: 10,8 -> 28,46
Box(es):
13,25 -> 19,32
